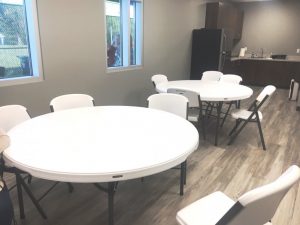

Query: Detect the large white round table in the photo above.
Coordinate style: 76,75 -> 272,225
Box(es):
156,80 -> 253,145
4,106 -> 199,225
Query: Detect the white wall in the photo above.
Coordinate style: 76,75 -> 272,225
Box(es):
233,1 -> 300,56
0,0 -> 205,117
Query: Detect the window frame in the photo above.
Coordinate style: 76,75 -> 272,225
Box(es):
105,0 -> 143,72
0,0 -> 43,87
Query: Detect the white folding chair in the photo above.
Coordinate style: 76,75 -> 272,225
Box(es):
147,93 -> 188,119
202,71 -> 223,81
167,88 -> 206,140
228,85 -> 276,150
201,71 -> 223,120
147,93 -> 188,195
0,105 -> 47,219
176,165 -> 300,225
219,74 -> 242,84
151,74 -> 168,90
50,94 -> 95,112
219,74 -> 243,127
0,129 -> 13,225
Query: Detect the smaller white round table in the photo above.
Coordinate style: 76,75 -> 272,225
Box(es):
156,80 -> 253,145
156,80 -> 253,102
4,106 -> 199,225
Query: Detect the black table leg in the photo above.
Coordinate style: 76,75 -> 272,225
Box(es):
180,161 -> 187,196
17,173 -> 47,219
108,182 -> 116,225
16,174 -> 25,219
215,102 -> 223,146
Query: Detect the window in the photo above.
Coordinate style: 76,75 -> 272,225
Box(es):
105,0 -> 143,69
0,0 -> 42,86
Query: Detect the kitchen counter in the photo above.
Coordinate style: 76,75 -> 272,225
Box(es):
224,57 -> 300,88
231,56 -> 300,63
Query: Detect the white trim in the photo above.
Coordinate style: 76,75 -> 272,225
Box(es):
0,75 -> 42,87
135,0 -> 143,65
104,0 -> 143,70
106,65 -> 143,73
121,0 -> 130,67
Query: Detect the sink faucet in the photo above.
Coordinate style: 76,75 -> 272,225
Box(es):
260,48 -> 264,58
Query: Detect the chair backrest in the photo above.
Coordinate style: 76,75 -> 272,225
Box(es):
217,165 -> 300,225
202,71 -> 223,81
147,93 -> 188,119
0,105 -> 30,132
0,129 -> 10,153
256,85 -> 276,103
219,74 -> 243,84
167,88 -> 200,108
151,74 -> 168,87
50,94 -> 95,112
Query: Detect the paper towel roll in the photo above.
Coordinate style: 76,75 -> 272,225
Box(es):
239,47 -> 246,57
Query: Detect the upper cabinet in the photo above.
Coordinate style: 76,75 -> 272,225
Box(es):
205,2 -> 244,46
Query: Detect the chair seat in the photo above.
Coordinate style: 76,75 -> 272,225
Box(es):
176,191 -> 235,225
231,109 -> 263,121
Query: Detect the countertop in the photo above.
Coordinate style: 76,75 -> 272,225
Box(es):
231,56 -> 300,63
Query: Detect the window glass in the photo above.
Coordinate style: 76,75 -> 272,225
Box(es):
105,0 -> 142,69
0,0 -> 32,79
0,0 -> 42,86
106,0 -> 122,67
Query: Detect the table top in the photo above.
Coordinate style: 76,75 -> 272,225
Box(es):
4,106 -> 199,183
156,80 -> 253,101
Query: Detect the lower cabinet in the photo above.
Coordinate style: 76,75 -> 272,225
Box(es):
223,59 -> 300,89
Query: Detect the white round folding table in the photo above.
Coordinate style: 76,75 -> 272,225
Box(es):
156,80 -> 253,145
3,106 -> 199,225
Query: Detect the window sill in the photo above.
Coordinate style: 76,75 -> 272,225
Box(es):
106,65 -> 143,74
0,75 -> 43,87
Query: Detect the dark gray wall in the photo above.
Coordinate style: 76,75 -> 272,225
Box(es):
0,0 -> 199,117
233,0 -> 300,56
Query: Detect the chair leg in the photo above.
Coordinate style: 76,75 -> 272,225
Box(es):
16,173 -> 47,219
27,175 -> 32,184
229,119 -> 241,136
67,183 -> 74,193
198,114 -> 206,140
255,113 -> 266,150
228,119 -> 250,145
221,102 -> 233,127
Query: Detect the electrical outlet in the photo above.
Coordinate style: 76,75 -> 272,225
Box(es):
297,49 -> 300,54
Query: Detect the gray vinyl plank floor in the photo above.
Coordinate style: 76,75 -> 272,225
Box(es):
4,87 -> 300,225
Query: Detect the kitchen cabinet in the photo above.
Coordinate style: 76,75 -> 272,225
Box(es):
205,2 -> 244,48
223,58 -> 300,89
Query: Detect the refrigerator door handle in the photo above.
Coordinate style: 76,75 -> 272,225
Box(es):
220,32 -> 227,71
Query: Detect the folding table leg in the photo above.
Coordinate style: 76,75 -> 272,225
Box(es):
16,175 -> 25,219
180,161 -> 187,196
221,102 -> 233,127
214,102 -> 223,146
108,182 -> 117,225
17,173 -> 47,219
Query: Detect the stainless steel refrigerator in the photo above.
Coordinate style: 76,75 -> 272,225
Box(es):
190,28 -> 227,80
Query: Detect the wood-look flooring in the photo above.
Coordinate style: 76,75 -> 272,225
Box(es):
4,87 -> 300,225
